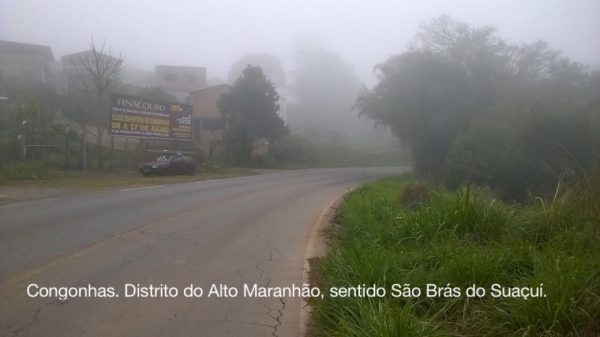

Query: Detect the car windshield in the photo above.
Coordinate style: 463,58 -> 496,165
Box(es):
156,155 -> 172,162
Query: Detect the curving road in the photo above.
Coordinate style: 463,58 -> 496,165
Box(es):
0,167 -> 402,337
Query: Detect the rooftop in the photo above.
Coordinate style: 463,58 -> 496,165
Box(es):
0,40 -> 54,61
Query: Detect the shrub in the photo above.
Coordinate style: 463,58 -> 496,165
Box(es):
399,183 -> 431,209
0,161 -> 48,183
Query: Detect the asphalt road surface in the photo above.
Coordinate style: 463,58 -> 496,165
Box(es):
0,167 -> 402,337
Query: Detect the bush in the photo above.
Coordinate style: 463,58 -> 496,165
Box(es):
445,121 -> 531,200
445,103 -> 598,201
268,134 -> 318,166
398,183 -> 431,209
0,161 -> 48,183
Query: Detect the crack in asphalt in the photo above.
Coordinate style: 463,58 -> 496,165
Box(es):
259,239 -> 286,337
222,308 -> 231,323
270,297 -> 286,337
230,236 -> 288,336
10,299 -> 63,336
255,261 -> 265,281
7,245 -> 153,336
76,245 -> 154,286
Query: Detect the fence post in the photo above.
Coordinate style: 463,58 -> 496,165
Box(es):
65,132 -> 70,170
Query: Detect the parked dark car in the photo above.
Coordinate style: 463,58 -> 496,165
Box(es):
140,151 -> 195,176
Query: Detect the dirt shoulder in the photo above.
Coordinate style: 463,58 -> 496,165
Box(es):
0,186 -> 76,206
0,168 -> 260,206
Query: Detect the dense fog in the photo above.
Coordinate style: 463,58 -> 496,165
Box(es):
0,0 -> 598,170
2,0 -> 598,80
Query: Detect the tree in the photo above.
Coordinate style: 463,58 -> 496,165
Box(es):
289,42 -> 362,140
218,65 -> 287,163
358,14 -> 596,184
413,15 -> 514,108
0,81 -> 77,164
404,15 -> 599,197
228,53 -> 286,88
66,38 -> 124,170
356,51 -> 474,176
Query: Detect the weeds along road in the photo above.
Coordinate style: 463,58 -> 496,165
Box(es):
0,167 -> 402,337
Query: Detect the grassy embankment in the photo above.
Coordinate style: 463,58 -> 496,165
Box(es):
0,161 -> 257,190
312,175 -> 600,337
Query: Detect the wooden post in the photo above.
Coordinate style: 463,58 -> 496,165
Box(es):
110,135 -> 114,171
65,133 -> 70,170
82,124 -> 88,171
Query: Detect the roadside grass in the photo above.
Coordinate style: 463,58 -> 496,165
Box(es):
313,175 -> 600,337
0,161 -> 257,190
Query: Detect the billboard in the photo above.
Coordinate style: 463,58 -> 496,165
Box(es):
109,94 -> 193,140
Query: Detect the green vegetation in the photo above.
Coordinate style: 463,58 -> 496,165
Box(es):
245,134 -> 408,169
219,65 -> 288,165
0,161 -> 49,183
357,15 -> 600,200
0,162 -> 256,189
312,175 -> 600,337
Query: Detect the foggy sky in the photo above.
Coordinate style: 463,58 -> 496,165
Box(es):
1,0 -> 599,85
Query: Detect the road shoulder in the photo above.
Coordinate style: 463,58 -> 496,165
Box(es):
300,191 -> 347,337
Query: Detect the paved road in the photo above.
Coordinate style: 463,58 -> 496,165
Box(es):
0,167 -> 402,337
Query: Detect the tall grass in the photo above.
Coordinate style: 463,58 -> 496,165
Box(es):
0,161 -> 49,183
313,174 -> 600,337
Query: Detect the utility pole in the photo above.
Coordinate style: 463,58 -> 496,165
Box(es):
22,120 -> 28,161
594,110 -> 600,167
82,125 -> 88,170
65,127 -> 71,170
